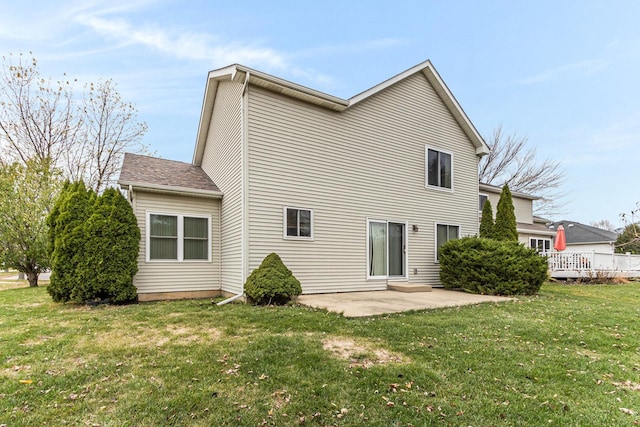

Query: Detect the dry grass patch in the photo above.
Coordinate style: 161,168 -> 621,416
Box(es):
614,381 -> 640,391
80,324 -> 222,350
1,364 -> 31,379
322,336 -> 407,368
0,281 -> 27,291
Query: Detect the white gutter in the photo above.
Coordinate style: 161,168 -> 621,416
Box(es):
119,181 -> 223,199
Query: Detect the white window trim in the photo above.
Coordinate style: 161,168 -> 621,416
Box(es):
530,238 -> 551,253
146,211 -> 211,262
425,145 -> 454,192
283,206 -> 314,240
434,222 -> 461,263
366,218 -> 409,280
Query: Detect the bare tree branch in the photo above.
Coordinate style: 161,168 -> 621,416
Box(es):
0,52 -> 149,192
480,125 -> 566,217
589,219 -> 617,232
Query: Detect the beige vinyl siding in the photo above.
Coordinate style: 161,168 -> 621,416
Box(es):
132,191 -> 220,294
199,81 -> 244,294
246,72 -> 480,293
486,192 -> 534,224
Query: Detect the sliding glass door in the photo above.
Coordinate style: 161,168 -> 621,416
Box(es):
368,220 -> 407,279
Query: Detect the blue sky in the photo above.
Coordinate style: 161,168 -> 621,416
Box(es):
1,0 -> 638,227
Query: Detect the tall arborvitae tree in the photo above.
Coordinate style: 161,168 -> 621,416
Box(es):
479,199 -> 494,239
74,188 -> 139,303
47,181 -> 95,302
493,184 -> 518,242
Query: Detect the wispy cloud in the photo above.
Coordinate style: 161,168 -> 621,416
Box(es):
518,59 -> 608,85
70,4 -> 334,86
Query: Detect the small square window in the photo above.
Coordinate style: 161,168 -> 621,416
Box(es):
284,207 -> 313,239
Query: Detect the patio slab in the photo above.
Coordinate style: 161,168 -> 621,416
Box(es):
297,288 -> 513,317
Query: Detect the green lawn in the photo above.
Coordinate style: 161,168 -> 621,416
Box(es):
1,283 -> 639,426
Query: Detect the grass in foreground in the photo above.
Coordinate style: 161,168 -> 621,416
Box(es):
1,283 -> 639,426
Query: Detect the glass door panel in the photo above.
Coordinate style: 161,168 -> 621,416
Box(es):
388,222 -> 405,277
369,221 -> 387,277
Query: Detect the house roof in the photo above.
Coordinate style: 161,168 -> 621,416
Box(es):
548,220 -> 618,245
479,182 -> 538,200
517,222 -> 555,237
193,60 -> 491,165
118,153 -> 222,198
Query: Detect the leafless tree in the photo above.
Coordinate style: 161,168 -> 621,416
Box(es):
616,203 -> 640,253
480,125 -> 566,217
0,53 -> 82,168
65,79 -> 149,191
0,52 -> 148,192
590,219 -> 617,232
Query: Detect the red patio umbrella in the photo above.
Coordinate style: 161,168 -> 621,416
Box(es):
554,225 -> 567,252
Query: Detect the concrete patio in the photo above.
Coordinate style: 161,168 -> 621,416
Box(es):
297,288 -> 513,317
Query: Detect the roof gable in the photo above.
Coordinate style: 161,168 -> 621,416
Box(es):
193,60 -> 490,165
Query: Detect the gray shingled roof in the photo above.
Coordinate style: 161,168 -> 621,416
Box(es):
549,220 -> 618,244
118,153 -> 220,193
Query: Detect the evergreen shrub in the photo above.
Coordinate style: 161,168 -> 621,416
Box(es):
439,237 -> 547,296
479,199 -> 494,239
494,184 -> 518,242
73,189 -> 139,303
47,181 -> 95,303
47,183 -> 139,304
244,253 -> 302,305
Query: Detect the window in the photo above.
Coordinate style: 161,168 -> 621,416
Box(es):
147,213 -> 210,261
284,207 -> 313,239
530,238 -> 551,253
479,194 -> 488,212
426,147 -> 452,189
436,224 -> 459,261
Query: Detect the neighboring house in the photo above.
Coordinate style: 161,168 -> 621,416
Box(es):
479,183 -> 555,251
548,220 -> 618,253
118,60 -> 490,301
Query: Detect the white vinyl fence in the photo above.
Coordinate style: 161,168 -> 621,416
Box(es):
544,251 -> 640,278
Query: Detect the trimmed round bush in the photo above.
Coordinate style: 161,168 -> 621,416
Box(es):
244,253 -> 302,305
439,237 -> 548,296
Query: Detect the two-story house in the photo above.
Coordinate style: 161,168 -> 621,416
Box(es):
118,60 -> 491,301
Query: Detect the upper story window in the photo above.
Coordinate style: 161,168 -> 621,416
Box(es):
147,212 -> 210,261
284,207 -> 313,240
426,147 -> 452,190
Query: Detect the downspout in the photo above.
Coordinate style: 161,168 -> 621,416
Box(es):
128,184 -> 136,212
218,71 -> 251,307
